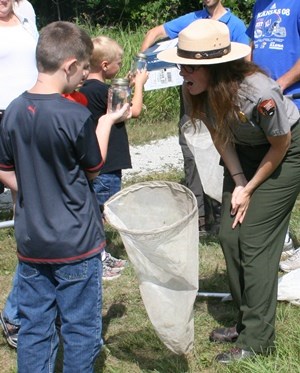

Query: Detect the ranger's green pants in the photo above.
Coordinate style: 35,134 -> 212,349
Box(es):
219,122 -> 300,353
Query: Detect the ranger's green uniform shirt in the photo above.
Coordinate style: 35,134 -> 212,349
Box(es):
232,72 -> 300,145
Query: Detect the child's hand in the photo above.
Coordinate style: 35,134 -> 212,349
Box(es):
109,103 -> 132,123
128,69 -> 149,87
134,69 -> 149,86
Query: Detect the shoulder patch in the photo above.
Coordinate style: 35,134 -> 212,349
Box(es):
257,99 -> 276,117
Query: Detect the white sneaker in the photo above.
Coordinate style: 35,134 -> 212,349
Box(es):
281,237 -> 296,261
102,265 -> 121,281
280,248 -> 300,272
103,253 -> 127,270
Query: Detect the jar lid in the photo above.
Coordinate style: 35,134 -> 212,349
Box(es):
111,78 -> 130,86
136,52 -> 147,59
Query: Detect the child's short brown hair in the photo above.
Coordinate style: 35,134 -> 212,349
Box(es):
89,36 -> 124,72
36,21 -> 93,73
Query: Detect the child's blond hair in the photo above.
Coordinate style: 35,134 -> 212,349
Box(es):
90,36 -> 124,73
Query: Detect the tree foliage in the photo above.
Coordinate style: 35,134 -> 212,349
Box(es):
30,0 -> 255,29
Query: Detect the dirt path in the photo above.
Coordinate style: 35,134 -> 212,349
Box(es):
123,136 -> 183,180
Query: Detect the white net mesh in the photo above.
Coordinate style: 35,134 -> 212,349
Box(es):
182,119 -> 223,203
104,181 -> 199,354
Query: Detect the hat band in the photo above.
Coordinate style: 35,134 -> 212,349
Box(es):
177,44 -> 231,60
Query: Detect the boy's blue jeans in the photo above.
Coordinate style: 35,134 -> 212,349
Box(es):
3,265 -> 20,326
93,171 -> 122,209
17,255 -> 103,373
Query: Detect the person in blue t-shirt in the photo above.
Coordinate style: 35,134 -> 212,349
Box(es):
247,0 -> 300,268
247,0 -> 300,109
141,0 -> 249,236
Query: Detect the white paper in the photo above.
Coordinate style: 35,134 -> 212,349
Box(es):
148,38 -> 178,53
144,38 -> 183,90
144,67 -> 183,91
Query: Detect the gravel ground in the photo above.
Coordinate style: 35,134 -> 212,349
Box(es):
123,135 -> 184,181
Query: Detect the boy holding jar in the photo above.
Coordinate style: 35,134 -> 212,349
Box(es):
80,35 -> 148,280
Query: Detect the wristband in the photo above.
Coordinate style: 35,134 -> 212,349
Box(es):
231,172 -> 244,177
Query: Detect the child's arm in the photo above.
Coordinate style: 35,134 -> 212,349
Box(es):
0,170 -> 18,192
130,69 -> 149,118
0,171 -> 17,216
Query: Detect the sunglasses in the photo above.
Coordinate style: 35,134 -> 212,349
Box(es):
176,64 -> 202,74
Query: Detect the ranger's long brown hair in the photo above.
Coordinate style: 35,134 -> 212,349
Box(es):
188,59 -> 266,145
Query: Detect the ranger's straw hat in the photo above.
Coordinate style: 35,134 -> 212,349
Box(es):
157,19 -> 251,65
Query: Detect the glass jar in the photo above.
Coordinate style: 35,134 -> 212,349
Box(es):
130,52 -> 147,76
107,78 -> 131,113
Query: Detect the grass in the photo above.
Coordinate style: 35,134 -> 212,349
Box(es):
1,205 -> 300,372
1,105 -> 300,373
126,118 -> 179,146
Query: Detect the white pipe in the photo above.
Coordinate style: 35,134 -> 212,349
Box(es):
197,292 -> 231,298
0,220 -> 14,229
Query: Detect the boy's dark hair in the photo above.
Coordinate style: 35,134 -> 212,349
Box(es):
36,21 -> 93,73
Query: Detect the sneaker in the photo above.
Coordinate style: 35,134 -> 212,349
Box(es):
280,248 -> 300,272
281,237 -> 296,261
103,253 -> 127,270
102,265 -> 121,281
0,312 -> 19,349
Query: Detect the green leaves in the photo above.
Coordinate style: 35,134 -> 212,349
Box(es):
30,0 -> 256,28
